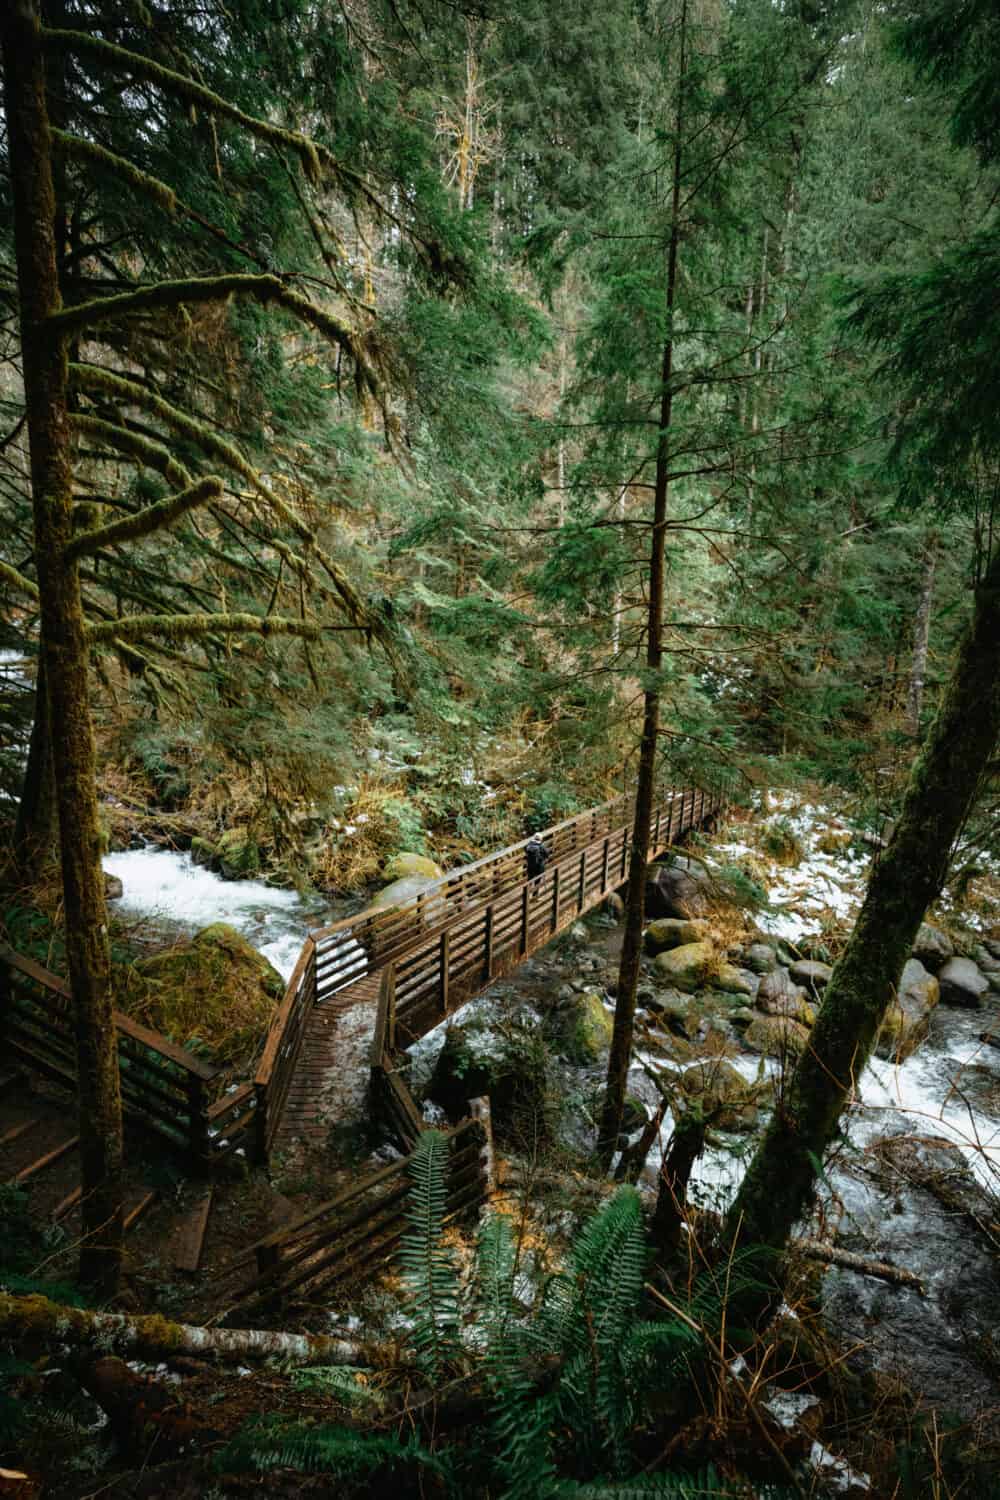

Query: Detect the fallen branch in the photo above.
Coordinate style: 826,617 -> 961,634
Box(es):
0,1292 -> 398,1366
795,1239 -> 925,1292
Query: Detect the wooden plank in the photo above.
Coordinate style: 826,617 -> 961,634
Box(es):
13,1133 -> 79,1185
0,1117 -> 41,1148
172,1188 -> 214,1273
0,1069 -> 23,1098
52,1184 -> 82,1222
123,1189 -> 158,1234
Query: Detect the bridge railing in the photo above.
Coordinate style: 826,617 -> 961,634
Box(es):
0,943 -> 223,1166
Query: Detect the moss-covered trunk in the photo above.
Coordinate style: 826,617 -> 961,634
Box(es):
597,0 -> 688,1167
2,0 -> 123,1294
726,542 -> 1000,1266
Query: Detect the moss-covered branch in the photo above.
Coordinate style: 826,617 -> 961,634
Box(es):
0,1291 -> 393,1366
51,129 -> 177,215
86,610 -> 358,646
71,412 -> 193,489
67,476 -> 223,559
50,275 -> 378,396
0,558 -> 39,598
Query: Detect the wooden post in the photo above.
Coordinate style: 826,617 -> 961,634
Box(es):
521,884 -> 529,956
601,836 -> 610,892
551,865 -> 560,930
440,929 -> 450,1014
187,1077 -> 210,1172
483,904 -> 494,981
578,848 -> 586,910
620,828 -> 628,879
252,1083 -> 269,1167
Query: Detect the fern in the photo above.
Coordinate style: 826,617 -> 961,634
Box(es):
216,1419 -> 444,1481
399,1128 -> 460,1380
292,1364 -> 381,1408
559,1470 -> 797,1498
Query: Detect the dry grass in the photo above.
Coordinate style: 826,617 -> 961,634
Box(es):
311,778 -> 419,892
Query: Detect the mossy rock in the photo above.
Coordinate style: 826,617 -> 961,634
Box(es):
555,990 -> 614,1064
190,836 -> 219,870
371,873 -> 443,915
121,922 -> 284,1067
875,959 -> 940,1063
216,826 -> 261,879
743,1014 -> 810,1060
429,1020 -> 552,1140
383,852 -> 444,882
677,1058 -> 772,1132
644,918 -> 707,955
652,939 -> 715,993
709,963 -> 754,996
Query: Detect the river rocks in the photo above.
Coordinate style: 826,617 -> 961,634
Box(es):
645,863 -> 709,920
744,1014 -> 810,1060
743,942 -> 778,975
788,958 -> 833,993
972,944 -> 1000,992
937,955 -> 990,1009
875,959 -> 940,1062
104,872 -> 124,900
125,922 -> 284,1066
912,922 -> 954,972
677,1059 -> 771,1131
383,852 -> 444,882
644,917 -> 707,954
709,963 -> 754,996
757,968 -> 809,1012
554,990 -> 613,1064
652,939 -> 714,992
760,993 -> 816,1026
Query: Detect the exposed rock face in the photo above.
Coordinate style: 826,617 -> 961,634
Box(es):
644,917 -> 707,954
743,942 -> 778,975
645,863 -> 709,920
677,1058 -> 772,1132
912,922 -> 954,973
788,958 -> 833,993
652,939 -> 714,992
875,958 -> 940,1062
937,955 -> 990,1009
126,922 -> 284,1066
744,1014 -> 810,1059
383,852 -> 444,882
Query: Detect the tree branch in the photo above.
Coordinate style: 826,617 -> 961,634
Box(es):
86,610 -> 361,646
67,476 -> 224,560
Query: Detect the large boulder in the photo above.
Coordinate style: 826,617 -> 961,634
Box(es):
383,852 -> 444,882
553,990 -> 613,1064
788,959 -> 833,994
124,922 -> 284,1067
876,959 -> 940,1063
937,955 -> 990,1009
429,1020 -> 550,1139
912,922 -> 954,973
743,1015 -> 810,1060
644,917 -> 707,954
370,873 -> 444,922
652,939 -> 714,993
677,1059 -> 772,1132
645,863 -> 709,920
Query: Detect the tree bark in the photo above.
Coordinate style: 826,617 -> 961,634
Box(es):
905,532 -> 937,735
597,0 -> 688,1167
725,538 -> 1000,1277
13,650 -> 58,871
2,0 -> 124,1294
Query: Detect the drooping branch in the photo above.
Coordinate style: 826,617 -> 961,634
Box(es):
51,129 -> 177,215
86,610 -> 354,646
67,476 -> 224,559
50,275 -> 379,396
0,558 -> 39,598
71,412 -> 193,490
1,1291 -> 394,1367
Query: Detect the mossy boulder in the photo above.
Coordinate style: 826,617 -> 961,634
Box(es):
190,836 -> 219,870
652,939 -> 715,993
215,826 -> 261,880
123,923 -> 284,1067
383,852 -> 444,882
429,1020 -> 551,1140
371,873 -> 443,920
677,1059 -> 772,1132
743,943 -> 778,975
876,959 -> 940,1062
709,963 -> 754,997
743,1015 -> 810,1060
555,990 -> 613,1064
788,959 -> 833,994
644,918 -> 707,955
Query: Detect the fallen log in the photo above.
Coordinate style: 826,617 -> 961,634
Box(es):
0,1292 -> 398,1366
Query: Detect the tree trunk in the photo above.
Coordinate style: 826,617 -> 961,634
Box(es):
2,0 -> 124,1295
905,532 -> 937,735
725,538 -> 1000,1275
13,650 -> 58,870
597,0 -> 688,1168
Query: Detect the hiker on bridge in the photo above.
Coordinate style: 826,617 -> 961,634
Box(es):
525,835 -> 549,881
